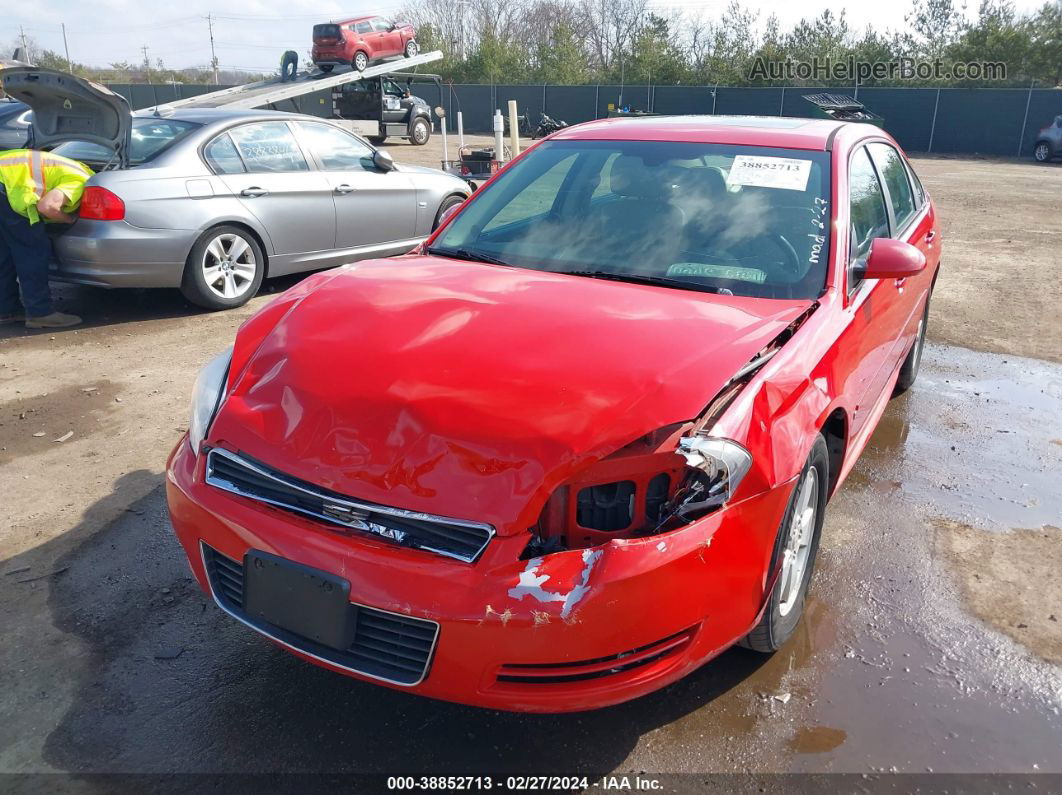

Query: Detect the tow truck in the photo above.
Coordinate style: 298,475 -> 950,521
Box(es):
158,51 -> 445,147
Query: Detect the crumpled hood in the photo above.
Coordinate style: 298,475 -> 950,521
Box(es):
210,256 -> 811,534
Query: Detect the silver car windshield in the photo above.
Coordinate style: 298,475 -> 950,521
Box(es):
431,140 -> 832,300
51,118 -> 201,166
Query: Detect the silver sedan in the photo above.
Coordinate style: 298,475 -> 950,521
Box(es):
45,109 -> 469,309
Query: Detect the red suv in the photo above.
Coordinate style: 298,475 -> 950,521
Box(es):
312,16 -> 418,73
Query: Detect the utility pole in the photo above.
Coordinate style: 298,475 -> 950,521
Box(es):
19,25 -> 29,58
141,45 -> 151,84
206,14 -> 219,85
61,23 -> 72,73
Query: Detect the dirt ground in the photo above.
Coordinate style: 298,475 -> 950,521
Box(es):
1,135 -> 1060,785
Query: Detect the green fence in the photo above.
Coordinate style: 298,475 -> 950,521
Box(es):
107,81 -> 1061,158
439,84 -> 1061,158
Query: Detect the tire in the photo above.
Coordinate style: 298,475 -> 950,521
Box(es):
1033,141 -> 1052,162
433,194 -> 465,230
368,135 -> 387,145
404,40 -> 419,58
319,64 -> 334,74
409,116 -> 430,146
893,297 -> 930,395
353,51 -> 369,72
180,226 -> 264,311
742,435 -> 829,653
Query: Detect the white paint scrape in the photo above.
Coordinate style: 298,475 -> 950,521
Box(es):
508,549 -> 603,619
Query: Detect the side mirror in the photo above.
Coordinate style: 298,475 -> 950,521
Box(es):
372,149 -> 395,172
859,237 -> 926,280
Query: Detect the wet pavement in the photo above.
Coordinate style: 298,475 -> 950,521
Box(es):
1,340 -> 1058,783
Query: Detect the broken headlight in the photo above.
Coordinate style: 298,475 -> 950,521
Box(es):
188,346 -> 232,457
668,435 -> 753,520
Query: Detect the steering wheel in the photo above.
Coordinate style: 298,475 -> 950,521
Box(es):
766,233 -> 802,276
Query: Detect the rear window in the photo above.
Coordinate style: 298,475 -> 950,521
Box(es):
51,118 -> 200,166
313,24 -> 341,39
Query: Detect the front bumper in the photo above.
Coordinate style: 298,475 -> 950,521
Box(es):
51,220 -> 194,288
166,438 -> 793,712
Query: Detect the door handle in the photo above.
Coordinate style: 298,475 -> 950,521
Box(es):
240,187 -> 268,198
925,230 -> 937,244
334,184 -> 356,194
895,277 -> 908,290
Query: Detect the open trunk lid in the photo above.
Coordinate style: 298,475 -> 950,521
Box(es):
0,67 -> 131,168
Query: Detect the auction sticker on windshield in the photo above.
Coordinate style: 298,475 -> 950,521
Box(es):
726,155 -> 812,191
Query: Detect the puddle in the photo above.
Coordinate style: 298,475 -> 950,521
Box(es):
780,343 -> 1062,773
0,379 -> 122,467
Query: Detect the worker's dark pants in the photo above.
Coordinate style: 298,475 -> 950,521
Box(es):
281,54 -> 298,82
0,186 -> 53,318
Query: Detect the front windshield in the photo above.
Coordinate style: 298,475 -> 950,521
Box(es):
52,118 -> 201,166
432,139 -> 832,299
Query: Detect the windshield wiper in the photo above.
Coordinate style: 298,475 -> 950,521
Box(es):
551,270 -> 722,294
426,246 -> 511,267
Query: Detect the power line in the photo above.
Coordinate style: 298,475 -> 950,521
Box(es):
206,14 -> 219,85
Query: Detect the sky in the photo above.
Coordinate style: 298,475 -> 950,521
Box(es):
4,0 -> 1050,74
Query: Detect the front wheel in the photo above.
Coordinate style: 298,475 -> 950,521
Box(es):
1034,141 -> 1052,162
404,40 -> 419,58
180,226 -> 264,310
742,435 -> 828,653
353,51 -> 369,72
433,194 -> 465,230
409,116 -> 430,146
368,135 -> 387,145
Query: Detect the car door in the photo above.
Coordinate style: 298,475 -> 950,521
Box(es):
373,18 -> 401,57
866,142 -> 937,371
380,79 -> 407,125
354,20 -> 378,59
295,121 -> 417,250
208,121 -> 336,262
840,144 -> 909,439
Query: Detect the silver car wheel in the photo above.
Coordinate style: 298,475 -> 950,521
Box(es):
1034,142 -> 1050,162
777,466 -> 818,618
354,52 -> 368,71
412,120 -> 429,144
405,40 -> 418,57
202,233 -> 257,300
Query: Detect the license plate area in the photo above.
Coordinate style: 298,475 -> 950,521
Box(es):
243,550 -> 355,650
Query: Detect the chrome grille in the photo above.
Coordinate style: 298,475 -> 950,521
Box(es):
201,544 -> 438,686
205,447 -> 494,563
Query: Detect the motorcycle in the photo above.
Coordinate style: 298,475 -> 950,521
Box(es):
533,112 -> 568,139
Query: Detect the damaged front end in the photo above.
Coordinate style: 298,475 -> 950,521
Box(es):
523,303 -> 817,557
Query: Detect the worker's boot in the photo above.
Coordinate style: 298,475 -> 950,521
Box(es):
25,311 -> 82,329
0,313 -> 25,325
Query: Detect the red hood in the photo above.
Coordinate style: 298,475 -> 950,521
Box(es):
209,256 -> 811,534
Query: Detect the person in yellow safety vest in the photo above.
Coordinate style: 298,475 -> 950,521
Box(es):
0,149 -> 93,329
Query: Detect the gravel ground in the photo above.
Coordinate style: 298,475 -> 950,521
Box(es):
0,135 -> 1059,785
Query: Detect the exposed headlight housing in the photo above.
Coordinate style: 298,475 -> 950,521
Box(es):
187,347 -> 232,456
670,435 -> 753,519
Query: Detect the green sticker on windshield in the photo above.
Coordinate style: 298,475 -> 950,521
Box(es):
666,263 -> 767,284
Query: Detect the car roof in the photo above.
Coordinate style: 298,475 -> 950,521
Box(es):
551,115 -> 851,151
332,15 -> 376,24
132,107 -> 320,125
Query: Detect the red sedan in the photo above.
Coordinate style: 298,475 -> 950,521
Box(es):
166,115 -> 940,712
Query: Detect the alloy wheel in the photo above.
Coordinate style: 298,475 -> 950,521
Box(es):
201,233 -> 257,300
1034,142 -> 1050,162
777,467 -> 818,617
354,52 -> 368,71
405,40 -> 418,57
